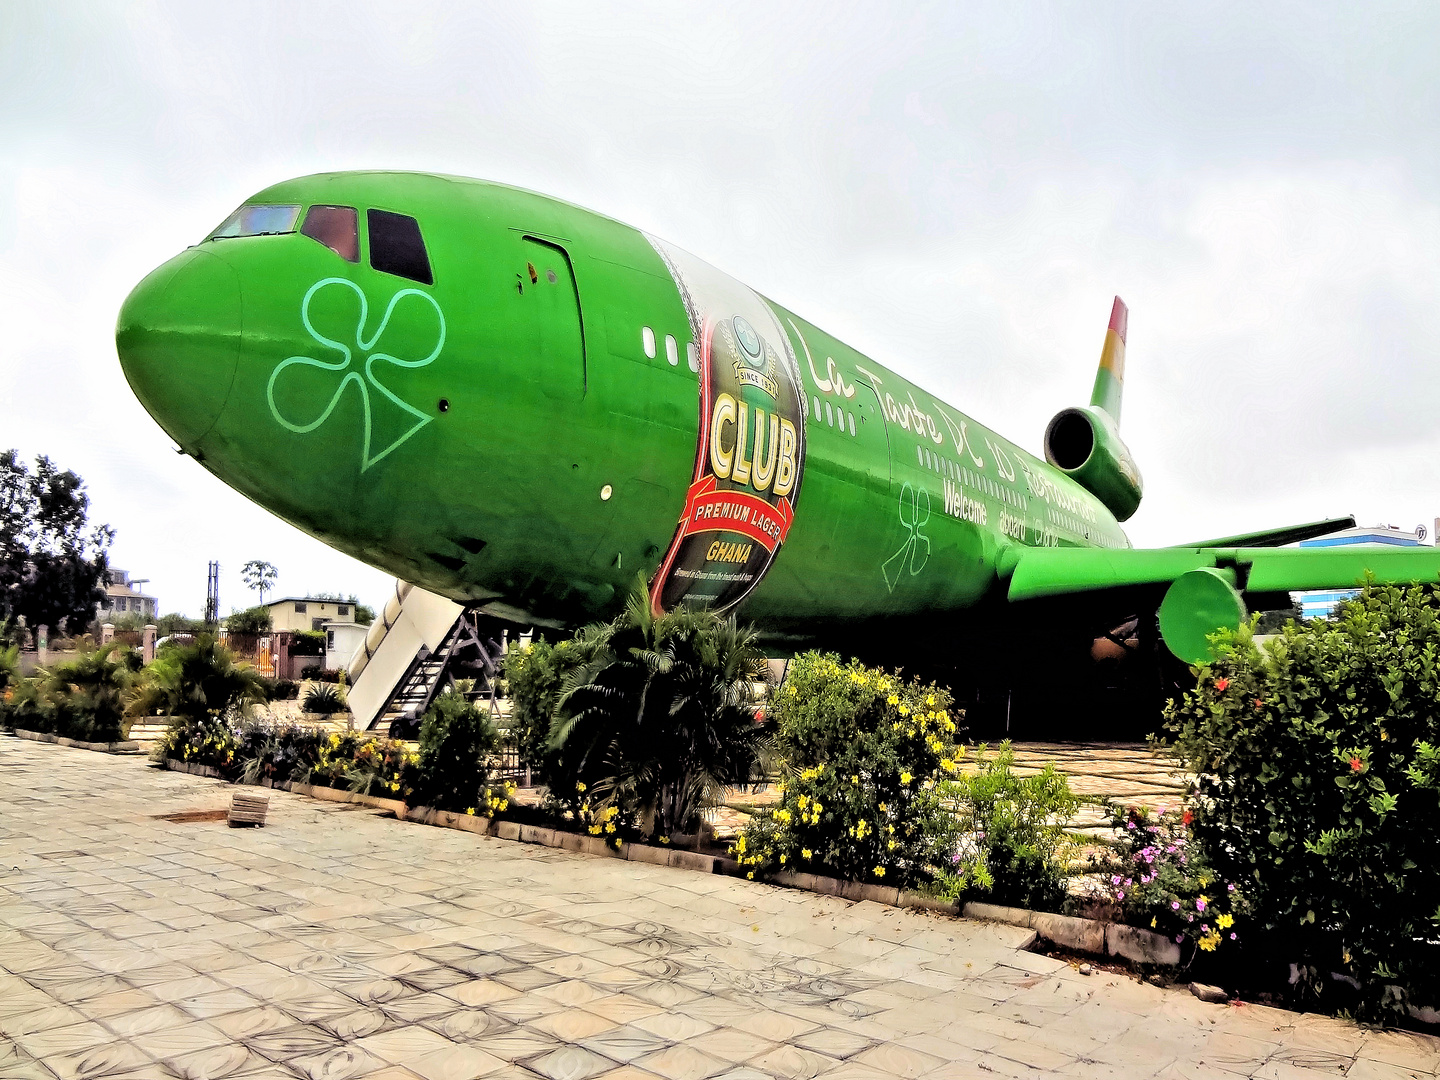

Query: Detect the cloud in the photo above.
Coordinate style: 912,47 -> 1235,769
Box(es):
4,1 -> 1440,613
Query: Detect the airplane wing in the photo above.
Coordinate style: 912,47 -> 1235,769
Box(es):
1007,544 -> 1440,602
1005,543 -> 1440,662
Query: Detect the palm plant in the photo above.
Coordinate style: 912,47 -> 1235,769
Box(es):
549,587 -> 772,838
33,643 -> 141,742
302,682 -> 344,715
131,635 -> 268,725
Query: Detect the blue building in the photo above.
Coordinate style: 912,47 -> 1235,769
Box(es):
1296,524 -> 1431,619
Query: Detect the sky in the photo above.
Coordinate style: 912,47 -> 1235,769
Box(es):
4,2 -> 1440,618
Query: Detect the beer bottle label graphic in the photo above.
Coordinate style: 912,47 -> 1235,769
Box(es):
647,237 -> 808,615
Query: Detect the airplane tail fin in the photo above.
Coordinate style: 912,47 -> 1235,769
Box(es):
1041,295 -> 1142,521
1090,296 -> 1127,423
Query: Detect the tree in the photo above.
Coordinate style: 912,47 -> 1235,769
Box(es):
0,450 -> 113,633
226,606 -> 272,635
241,560 -> 277,605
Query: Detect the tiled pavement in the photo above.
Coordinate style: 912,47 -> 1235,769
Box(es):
2,738 -> 1438,1080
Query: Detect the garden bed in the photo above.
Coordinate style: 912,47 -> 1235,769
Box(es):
14,728 -> 141,754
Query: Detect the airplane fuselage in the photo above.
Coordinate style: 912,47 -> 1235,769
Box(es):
117,172 -> 1128,644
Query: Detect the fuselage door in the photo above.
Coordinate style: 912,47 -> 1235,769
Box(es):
520,236 -> 586,400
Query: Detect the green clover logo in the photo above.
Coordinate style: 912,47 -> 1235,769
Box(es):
266,277 -> 446,472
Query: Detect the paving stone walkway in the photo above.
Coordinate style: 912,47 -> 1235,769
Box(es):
2,736 -> 1437,1080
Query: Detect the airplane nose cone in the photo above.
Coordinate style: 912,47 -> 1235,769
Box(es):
116,247 -> 242,447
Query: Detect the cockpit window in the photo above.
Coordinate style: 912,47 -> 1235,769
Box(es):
300,205 -> 359,262
208,204 -> 300,240
368,209 -> 433,285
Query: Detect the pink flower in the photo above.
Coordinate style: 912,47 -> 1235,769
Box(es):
1171,901 -> 1180,910
1196,898 -> 1207,912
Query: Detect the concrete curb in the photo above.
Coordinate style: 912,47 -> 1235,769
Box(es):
14,729 -> 141,754
963,900 -> 1183,966
402,805 -> 744,875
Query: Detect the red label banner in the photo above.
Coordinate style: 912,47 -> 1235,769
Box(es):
677,475 -> 795,553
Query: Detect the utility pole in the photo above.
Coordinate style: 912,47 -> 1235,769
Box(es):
204,561 -> 220,629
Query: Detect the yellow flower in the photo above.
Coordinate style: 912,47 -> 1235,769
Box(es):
1198,931 -> 1221,952
878,802 -> 888,812
734,836 -> 747,854
1150,917 -> 1157,928
575,782 -> 586,793
927,695 -> 936,706
801,848 -> 812,860
589,825 -> 602,835
465,807 -> 475,816
900,772 -> 913,785
1217,913 -> 1233,929
887,840 -> 896,850
898,705 -> 910,717
779,854 -> 786,864
746,871 -> 754,879
874,866 -> 886,878
605,822 -> 616,834
659,835 -> 670,845
887,694 -> 899,705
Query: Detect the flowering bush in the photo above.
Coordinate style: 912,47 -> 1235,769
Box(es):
736,652 -> 960,886
312,731 -> 417,798
156,714 -> 240,772
932,744 -> 1079,910
1092,805 -> 1249,957
234,721 -> 327,785
1165,582 -> 1440,1017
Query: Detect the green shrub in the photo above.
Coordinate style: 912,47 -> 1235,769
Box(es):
1164,582 -> 1440,1017
549,591 -> 772,838
140,636 -> 267,769
502,631 -> 605,778
27,644 -> 140,743
932,744 -> 1078,910
0,642 -> 19,729
302,683 -> 345,715
413,691 -> 501,812
737,652 -> 960,887
1091,804 -> 1251,958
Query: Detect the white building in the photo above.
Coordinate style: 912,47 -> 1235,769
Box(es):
324,621 -> 368,671
1296,523 -> 1432,619
97,569 -> 158,622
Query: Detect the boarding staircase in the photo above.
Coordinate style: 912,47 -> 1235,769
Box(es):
346,581 -> 507,738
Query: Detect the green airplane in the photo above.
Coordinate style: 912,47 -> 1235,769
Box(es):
115,171 -> 1440,726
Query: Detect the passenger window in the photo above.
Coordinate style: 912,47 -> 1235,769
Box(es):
301,205 -> 358,262
368,209 -> 433,285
